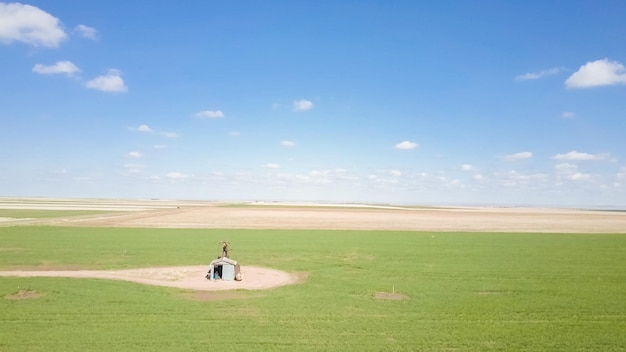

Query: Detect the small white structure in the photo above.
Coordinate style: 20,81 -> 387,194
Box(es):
207,256 -> 241,281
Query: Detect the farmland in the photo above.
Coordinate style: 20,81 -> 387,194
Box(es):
1,199 -> 625,351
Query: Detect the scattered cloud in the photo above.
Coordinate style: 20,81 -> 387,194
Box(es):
461,164 -> 475,171
281,140 -> 296,147
127,151 -> 143,159
86,69 -> 127,92
497,170 -> 548,187
195,110 -> 224,119
74,24 -> 97,40
515,67 -> 564,81
565,59 -> 626,88
395,141 -> 418,150
561,111 -> 576,119
504,151 -> 532,161
262,163 -> 281,169
0,2 -> 66,47
306,169 -> 355,185
130,124 -> 177,138
137,124 -> 152,133
293,99 -> 313,111
389,169 -> 402,177
553,151 -> 608,161
555,163 -> 592,181
166,172 -> 188,180
153,144 -> 167,150
32,60 -> 80,76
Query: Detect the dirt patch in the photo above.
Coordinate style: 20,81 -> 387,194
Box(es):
293,271 -> 310,284
0,266 -> 299,292
374,291 -> 409,300
4,289 -> 44,301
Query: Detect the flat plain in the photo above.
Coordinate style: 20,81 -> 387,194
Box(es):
0,198 -> 625,351
2,197 -> 625,233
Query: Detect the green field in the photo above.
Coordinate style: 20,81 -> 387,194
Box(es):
1,227 -> 625,351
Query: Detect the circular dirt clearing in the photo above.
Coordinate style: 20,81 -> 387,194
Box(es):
0,266 -> 297,291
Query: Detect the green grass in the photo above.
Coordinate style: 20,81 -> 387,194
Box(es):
1,227 -> 625,351
0,209 -> 119,219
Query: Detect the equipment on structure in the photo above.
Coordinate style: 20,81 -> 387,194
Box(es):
206,241 -> 242,281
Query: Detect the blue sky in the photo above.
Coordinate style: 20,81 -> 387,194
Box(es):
1,1 -> 626,207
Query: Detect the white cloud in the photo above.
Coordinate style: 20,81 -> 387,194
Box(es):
565,59 -> 626,88
86,69 -> 127,92
74,24 -> 97,40
153,144 -> 167,150
395,141 -> 418,150
128,151 -> 143,159
504,151 -> 532,161
32,60 -> 80,76
553,151 -> 608,161
561,111 -> 576,119
569,173 -> 592,181
262,163 -> 281,169
515,67 -> 564,81
389,169 -> 402,177
137,124 -> 152,133
305,169 -> 355,185
293,99 -> 313,111
166,172 -> 188,180
195,110 -> 224,119
555,163 -> 592,181
461,164 -> 475,171
131,124 -> 177,138
281,140 -> 296,147
0,2 -> 66,47
495,170 -> 549,188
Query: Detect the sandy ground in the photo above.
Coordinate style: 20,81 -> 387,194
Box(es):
33,205 -> 626,233
0,265 -> 296,291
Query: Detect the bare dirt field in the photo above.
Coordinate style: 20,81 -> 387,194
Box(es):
25,205 -> 626,233
1,197 -> 625,233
